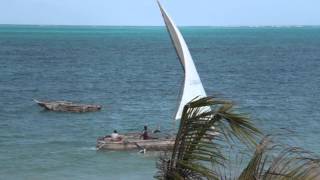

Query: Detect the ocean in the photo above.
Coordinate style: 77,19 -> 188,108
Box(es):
0,25 -> 319,179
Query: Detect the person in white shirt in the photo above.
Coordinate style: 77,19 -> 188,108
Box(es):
111,130 -> 122,141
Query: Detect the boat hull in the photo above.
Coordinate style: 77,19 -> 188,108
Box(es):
97,133 -> 175,151
34,99 -> 101,112
97,139 -> 175,151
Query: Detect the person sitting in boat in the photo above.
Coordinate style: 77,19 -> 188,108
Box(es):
140,125 -> 149,140
110,130 -> 123,141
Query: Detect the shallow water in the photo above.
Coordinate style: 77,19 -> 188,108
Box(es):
0,25 -> 320,179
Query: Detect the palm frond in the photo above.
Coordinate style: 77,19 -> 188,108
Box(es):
156,96 -> 320,180
155,96 -> 261,179
238,135 -> 320,180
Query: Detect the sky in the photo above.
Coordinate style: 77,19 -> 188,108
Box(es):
0,0 -> 319,26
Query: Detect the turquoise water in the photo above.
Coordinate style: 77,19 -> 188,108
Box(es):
0,25 -> 320,179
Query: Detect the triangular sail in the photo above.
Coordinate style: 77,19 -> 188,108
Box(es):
157,1 -> 207,120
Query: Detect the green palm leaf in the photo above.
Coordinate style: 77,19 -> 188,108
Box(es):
155,96 -> 261,179
239,136 -> 320,180
155,97 -> 320,180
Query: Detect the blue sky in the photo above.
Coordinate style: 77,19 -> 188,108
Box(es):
0,0 -> 319,26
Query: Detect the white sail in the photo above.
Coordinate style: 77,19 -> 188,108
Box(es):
157,1 -> 207,120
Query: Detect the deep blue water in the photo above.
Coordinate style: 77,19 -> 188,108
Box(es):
0,25 -> 320,179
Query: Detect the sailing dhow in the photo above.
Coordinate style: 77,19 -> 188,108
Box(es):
96,1 -> 208,151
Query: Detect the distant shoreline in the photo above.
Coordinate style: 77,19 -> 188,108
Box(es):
0,24 -> 320,28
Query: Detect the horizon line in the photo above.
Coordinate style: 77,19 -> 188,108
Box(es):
1,23 -> 320,28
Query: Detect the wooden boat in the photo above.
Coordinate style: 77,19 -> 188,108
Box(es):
97,1 -> 209,151
97,133 -> 175,151
34,99 -> 101,112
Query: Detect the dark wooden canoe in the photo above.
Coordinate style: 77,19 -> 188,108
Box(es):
34,99 -> 102,112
